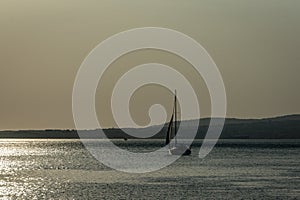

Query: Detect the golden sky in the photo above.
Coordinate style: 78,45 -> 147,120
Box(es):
0,0 -> 299,129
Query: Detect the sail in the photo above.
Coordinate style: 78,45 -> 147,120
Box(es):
174,90 -> 177,146
165,114 -> 174,146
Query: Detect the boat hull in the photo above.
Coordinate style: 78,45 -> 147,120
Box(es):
169,146 -> 191,156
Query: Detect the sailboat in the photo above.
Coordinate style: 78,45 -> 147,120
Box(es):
165,90 -> 191,156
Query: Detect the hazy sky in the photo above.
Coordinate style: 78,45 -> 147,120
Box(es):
0,0 -> 299,130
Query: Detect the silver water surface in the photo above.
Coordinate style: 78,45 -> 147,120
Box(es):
0,139 -> 299,199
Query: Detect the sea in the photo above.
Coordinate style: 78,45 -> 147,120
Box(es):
0,139 -> 299,199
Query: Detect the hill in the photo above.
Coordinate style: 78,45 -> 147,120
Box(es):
0,114 -> 299,139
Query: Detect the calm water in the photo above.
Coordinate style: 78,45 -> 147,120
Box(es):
0,139 -> 299,199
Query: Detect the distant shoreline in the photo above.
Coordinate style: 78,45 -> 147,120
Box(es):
0,114 -> 299,139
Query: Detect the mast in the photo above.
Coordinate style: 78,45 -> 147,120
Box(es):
174,90 -> 177,146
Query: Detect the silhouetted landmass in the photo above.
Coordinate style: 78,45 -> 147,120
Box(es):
0,114 -> 299,139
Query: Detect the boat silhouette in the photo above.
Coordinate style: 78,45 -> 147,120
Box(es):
165,90 -> 191,156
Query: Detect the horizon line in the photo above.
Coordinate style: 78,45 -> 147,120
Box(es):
1,113 -> 299,132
